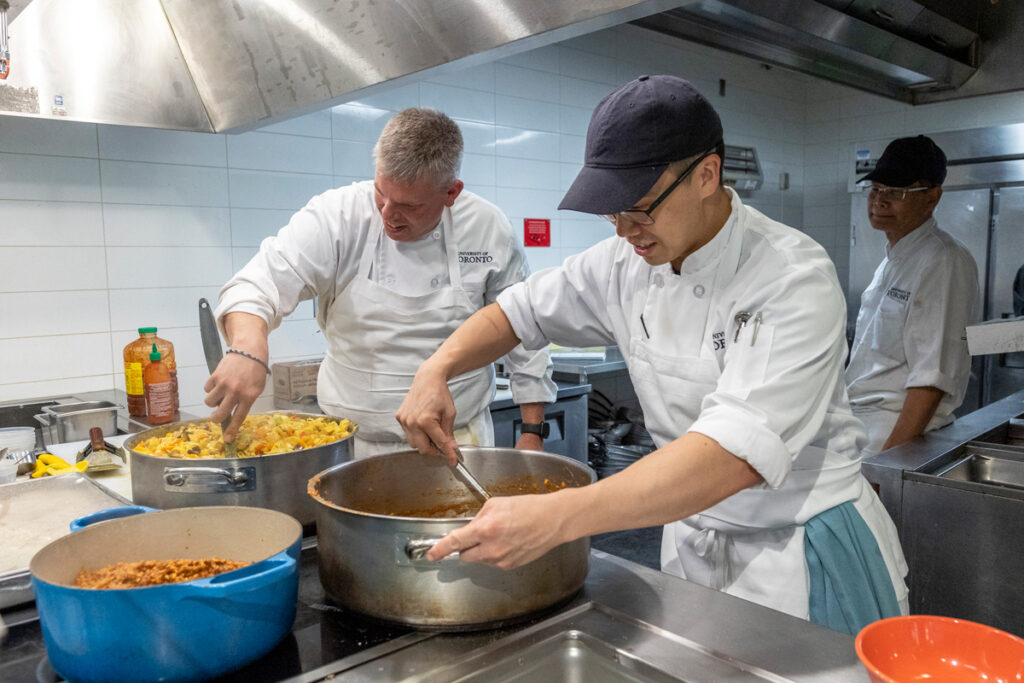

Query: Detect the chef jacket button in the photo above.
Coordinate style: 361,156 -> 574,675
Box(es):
386,276 -> 396,286
432,231 -> 441,239
654,274 -> 664,288
693,284 -> 705,298
430,277 -> 439,288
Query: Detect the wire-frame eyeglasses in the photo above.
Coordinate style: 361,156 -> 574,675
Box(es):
865,185 -> 934,202
601,148 -> 717,226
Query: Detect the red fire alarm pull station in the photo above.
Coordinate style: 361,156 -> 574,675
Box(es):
524,218 -> 551,247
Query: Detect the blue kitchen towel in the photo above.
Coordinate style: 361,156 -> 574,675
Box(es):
804,501 -> 901,635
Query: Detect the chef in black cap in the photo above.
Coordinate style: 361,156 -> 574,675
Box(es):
397,75 -> 907,634
846,136 -> 980,455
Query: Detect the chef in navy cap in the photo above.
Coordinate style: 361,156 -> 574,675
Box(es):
398,75 -> 908,635
847,136 -> 980,455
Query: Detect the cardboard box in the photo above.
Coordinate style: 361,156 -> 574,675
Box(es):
272,359 -> 322,401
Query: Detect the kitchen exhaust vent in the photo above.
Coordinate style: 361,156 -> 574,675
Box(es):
635,0 -> 1024,105
721,144 -> 763,192
0,0 -> 680,133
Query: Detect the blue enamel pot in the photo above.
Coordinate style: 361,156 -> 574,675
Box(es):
30,505 -> 301,683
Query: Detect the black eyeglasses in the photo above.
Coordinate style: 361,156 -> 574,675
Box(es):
601,149 -> 716,226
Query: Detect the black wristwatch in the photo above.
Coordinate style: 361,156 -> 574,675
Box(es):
520,422 -> 550,439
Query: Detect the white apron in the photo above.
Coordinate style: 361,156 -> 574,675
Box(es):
632,291 -> 904,619
852,406 -> 900,457
316,210 -> 495,458
853,405 -> 953,458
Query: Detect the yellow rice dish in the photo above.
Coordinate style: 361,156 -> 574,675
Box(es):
133,413 -> 355,459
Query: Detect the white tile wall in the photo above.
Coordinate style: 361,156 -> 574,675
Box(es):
0,117 -> 98,157
0,200 -> 104,245
3,21 -> 1023,416
0,152 -> 101,201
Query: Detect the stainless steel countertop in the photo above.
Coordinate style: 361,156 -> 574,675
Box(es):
864,388 -> 1024,475
861,388 -> 1024,529
292,550 -> 867,682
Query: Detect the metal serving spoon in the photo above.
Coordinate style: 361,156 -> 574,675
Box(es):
448,444 -> 490,501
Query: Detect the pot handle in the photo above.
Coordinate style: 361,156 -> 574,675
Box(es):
404,537 -> 447,561
163,466 -> 255,491
188,551 -> 296,597
70,505 -> 158,532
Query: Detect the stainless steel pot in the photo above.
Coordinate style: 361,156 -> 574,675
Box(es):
125,413 -> 355,527
309,447 -> 596,630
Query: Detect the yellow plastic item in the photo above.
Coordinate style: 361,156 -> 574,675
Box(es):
30,453 -> 87,477
45,461 -> 89,476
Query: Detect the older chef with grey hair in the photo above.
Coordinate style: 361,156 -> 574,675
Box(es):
398,75 -> 908,636
205,108 -> 556,457
846,135 -> 980,456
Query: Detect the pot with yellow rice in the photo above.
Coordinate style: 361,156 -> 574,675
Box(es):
125,413 -> 356,527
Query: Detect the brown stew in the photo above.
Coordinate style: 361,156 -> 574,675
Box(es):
74,558 -> 249,589
388,477 -> 570,518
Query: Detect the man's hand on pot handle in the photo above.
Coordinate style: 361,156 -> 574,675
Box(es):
426,493 -> 565,569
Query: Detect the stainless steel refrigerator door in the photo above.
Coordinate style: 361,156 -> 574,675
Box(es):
985,186 -> 1024,404
934,189 -> 991,413
848,192 -> 882,337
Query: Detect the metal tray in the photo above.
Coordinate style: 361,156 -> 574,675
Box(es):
40,401 -> 119,444
938,453 -> 1024,491
0,474 -> 131,608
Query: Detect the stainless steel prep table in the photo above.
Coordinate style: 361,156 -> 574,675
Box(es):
309,550 -> 867,682
861,387 -> 1024,637
861,388 -> 1024,531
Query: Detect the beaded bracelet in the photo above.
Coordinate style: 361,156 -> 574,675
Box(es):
226,348 -> 272,375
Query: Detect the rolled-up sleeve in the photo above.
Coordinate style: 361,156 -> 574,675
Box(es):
215,191 -> 348,334
497,241 -> 621,353
689,261 -> 850,489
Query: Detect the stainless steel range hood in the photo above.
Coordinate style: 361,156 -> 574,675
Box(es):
0,0 -> 678,133
634,0 -> 1024,105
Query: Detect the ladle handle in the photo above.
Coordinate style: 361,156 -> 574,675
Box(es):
453,460 -> 491,501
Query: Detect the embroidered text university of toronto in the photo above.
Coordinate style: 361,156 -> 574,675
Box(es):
885,287 -> 910,303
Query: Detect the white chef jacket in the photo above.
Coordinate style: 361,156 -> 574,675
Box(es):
217,180 -> 557,451
497,188 -> 908,620
846,217 -> 980,455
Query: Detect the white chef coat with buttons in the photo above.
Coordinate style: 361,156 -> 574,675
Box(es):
217,180 -> 557,451
846,217 -> 980,455
497,188 -> 908,620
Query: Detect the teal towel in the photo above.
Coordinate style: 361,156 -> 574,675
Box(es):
805,501 -> 901,635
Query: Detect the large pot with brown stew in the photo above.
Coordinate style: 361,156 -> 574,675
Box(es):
308,447 -> 596,630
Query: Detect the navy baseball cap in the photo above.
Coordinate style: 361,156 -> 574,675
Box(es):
559,75 -> 724,215
860,135 -> 947,187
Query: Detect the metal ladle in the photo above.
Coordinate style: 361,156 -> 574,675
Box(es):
448,444 -> 490,502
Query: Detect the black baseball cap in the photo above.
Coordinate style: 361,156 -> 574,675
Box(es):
559,75 -> 723,215
860,135 -> 947,187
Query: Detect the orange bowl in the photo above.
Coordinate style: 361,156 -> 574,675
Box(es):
856,615 -> 1024,682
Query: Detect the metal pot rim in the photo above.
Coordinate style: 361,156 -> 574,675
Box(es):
124,412 -> 358,463
307,447 -> 596,521
30,505 -> 302,591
